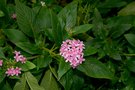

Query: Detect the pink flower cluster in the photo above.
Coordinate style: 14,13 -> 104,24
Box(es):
5,51 -> 26,76
5,67 -> 21,76
0,60 -> 3,66
14,51 -> 26,63
60,39 -> 85,68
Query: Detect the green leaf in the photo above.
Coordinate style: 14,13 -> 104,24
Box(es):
15,0 -> 34,37
19,61 -> 36,71
35,7 -> 54,42
0,69 -> 5,84
3,29 -> 29,43
14,74 -> 29,90
2,29 -> 40,54
118,2 -> 135,16
59,69 -> 73,90
110,24 -> 132,38
40,69 -> 59,90
45,28 -> 54,42
3,29 -> 39,54
77,58 -> 114,79
84,45 -> 98,57
125,34 -> 135,47
71,75 -> 84,90
36,7 -> 66,45
36,54 -> 52,69
98,0 -> 126,8
50,10 -> 64,46
15,42 -> 40,54
49,66 -> 58,79
0,47 -> 6,59
0,0 -> 9,27
93,8 -> 106,39
58,1 -> 77,31
35,7 -> 52,31
0,10 -> 4,17
1,82 -> 12,90
128,46 -> 135,54
57,58 -> 71,80
72,24 -> 93,35
126,58 -> 135,72
123,85 -> 134,90
25,72 -> 44,90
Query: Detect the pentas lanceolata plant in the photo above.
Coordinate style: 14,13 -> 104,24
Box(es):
60,39 -> 85,68
0,51 -> 26,76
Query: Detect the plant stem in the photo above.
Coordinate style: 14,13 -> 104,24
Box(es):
27,55 -> 40,60
42,47 -> 60,58
123,53 -> 135,56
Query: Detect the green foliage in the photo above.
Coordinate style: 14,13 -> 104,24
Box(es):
15,0 -> 35,37
77,58 -> 114,79
58,1 -> 77,31
14,74 -> 28,90
57,57 -> 71,80
19,61 -> 36,71
72,24 -> 93,35
84,44 -> 98,56
1,0 -> 135,89
0,10 -> 4,17
0,47 -> 6,59
125,34 -> 135,47
40,69 -> 59,90
36,54 -> 52,69
3,29 -> 29,42
14,72 -> 45,90
25,72 -> 44,90
118,2 -> 135,16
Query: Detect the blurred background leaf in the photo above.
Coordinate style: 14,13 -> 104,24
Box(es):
118,2 -> 135,16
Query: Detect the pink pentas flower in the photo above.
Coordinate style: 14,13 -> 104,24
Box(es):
18,55 -> 26,63
60,39 -> 85,68
14,51 -> 20,56
0,60 -> 3,66
6,67 -> 15,76
14,67 -> 22,76
11,13 -> 17,19
5,67 -> 21,76
14,51 -> 27,63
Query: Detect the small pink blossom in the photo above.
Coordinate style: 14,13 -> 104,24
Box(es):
60,39 -> 85,68
14,51 -> 20,56
0,60 -> 3,66
14,67 -> 22,76
11,13 -> 17,19
5,67 -> 15,76
18,55 -> 26,63
5,67 -> 21,76
14,51 -> 26,63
